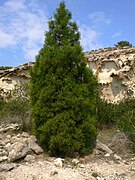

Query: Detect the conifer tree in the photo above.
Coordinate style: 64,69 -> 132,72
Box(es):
30,1 -> 98,157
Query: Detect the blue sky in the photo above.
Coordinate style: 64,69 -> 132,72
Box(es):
0,0 -> 135,66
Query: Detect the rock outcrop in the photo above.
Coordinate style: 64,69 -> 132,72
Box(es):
0,47 -> 135,102
86,46 -> 135,103
0,123 -> 43,163
0,62 -> 34,100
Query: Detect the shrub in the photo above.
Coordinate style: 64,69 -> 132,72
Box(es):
0,66 -> 12,70
116,98 -> 135,146
0,83 -> 32,132
97,97 -> 135,148
96,98 -> 117,128
114,41 -> 132,47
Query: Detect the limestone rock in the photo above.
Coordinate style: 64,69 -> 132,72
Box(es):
54,158 -> 63,167
1,47 -> 135,102
72,159 -> 80,165
0,123 -> 19,133
8,141 -> 31,162
27,136 -> 43,154
0,163 -> 17,172
24,154 -> 35,162
104,153 -> 110,157
114,154 -> 122,161
0,123 -> 44,164
86,46 -> 135,103
0,156 -> 8,162
21,132 -> 30,138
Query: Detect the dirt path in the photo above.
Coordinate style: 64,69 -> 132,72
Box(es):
0,156 -> 135,180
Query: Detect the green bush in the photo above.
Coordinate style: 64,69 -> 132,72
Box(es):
116,98 -> 135,146
96,98 -> 117,127
0,66 -> 12,70
97,97 -> 135,148
30,2 -> 98,157
0,96 -> 32,131
114,41 -> 132,47
0,82 -> 32,132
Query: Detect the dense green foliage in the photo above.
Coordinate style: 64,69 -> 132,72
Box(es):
0,96 -> 31,130
114,41 -> 132,47
0,84 -> 32,131
30,2 -> 98,157
116,98 -> 135,145
97,98 -> 117,127
97,98 -> 135,148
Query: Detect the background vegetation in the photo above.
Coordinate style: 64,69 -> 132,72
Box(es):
97,97 -> 135,149
0,84 -> 32,131
114,40 -> 132,47
0,66 -> 13,70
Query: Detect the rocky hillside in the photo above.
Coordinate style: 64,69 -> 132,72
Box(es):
0,47 -> 135,102
0,123 -> 134,180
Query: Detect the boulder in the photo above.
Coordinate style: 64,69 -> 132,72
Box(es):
27,136 -> 43,154
0,123 -> 44,163
8,141 -> 31,162
0,163 -> 17,172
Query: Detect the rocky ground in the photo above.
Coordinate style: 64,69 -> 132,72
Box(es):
0,123 -> 135,180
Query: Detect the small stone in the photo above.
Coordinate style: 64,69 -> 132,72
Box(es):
72,158 -> 80,165
114,154 -> 122,160
104,153 -> 110,157
24,155 -> 35,162
6,135 -> 11,139
50,170 -> 58,176
131,157 -> 135,161
0,156 -> 8,162
0,163 -> 17,172
5,143 -> 12,151
130,167 -> 135,171
17,134 -> 21,138
54,158 -> 63,167
21,132 -> 30,138
80,164 -> 85,168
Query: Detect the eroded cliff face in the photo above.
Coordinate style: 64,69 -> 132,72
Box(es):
86,46 -> 135,103
0,47 -> 135,102
0,62 -> 34,100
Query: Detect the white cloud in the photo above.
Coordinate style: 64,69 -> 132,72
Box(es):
89,11 -> 111,25
0,0 -> 48,60
0,30 -> 15,47
4,0 -> 26,11
79,24 -> 101,51
112,31 -> 122,38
